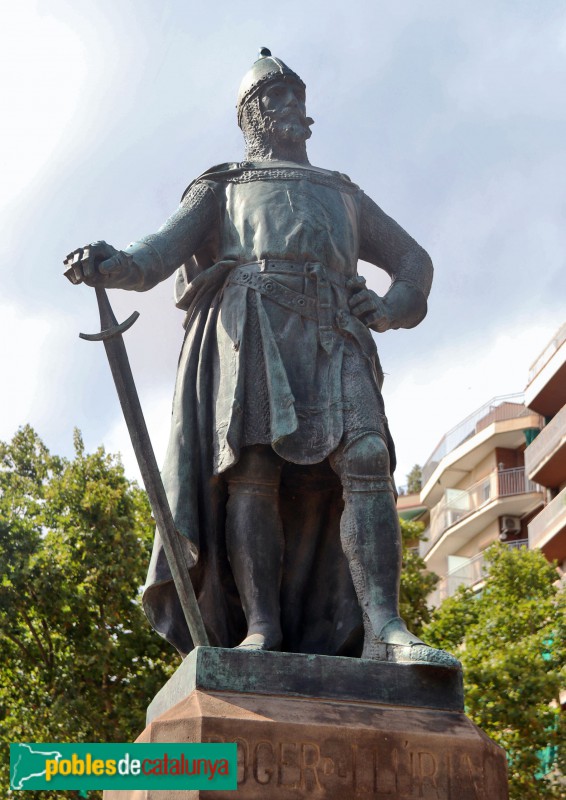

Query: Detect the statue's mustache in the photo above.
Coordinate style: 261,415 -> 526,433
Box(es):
264,108 -> 315,130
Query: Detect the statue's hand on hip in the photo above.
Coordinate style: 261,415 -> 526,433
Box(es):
347,276 -> 391,333
63,240 -> 127,286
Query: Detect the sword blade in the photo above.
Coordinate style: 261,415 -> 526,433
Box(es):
84,286 -> 209,648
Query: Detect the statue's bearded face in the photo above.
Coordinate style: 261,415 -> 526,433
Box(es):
240,77 -> 313,162
258,79 -> 313,144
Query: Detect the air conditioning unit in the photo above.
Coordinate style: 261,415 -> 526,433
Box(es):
499,515 -> 521,539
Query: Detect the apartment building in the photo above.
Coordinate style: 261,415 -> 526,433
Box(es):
524,324 -> 566,569
418,394 -> 544,605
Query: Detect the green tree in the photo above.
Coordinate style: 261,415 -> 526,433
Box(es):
424,544 -> 566,800
399,518 -> 438,637
405,464 -> 422,494
0,426 -> 178,799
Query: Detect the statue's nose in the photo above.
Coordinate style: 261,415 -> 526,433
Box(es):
286,90 -> 299,107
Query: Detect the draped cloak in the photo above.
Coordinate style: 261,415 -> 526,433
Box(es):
139,162 -> 425,657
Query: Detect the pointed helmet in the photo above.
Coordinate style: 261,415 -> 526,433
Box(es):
237,47 -> 305,128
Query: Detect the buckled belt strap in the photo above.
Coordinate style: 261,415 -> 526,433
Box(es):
306,263 -> 334,353
228,262 -> 377,362
229,267 -> 318,321
237,259 -> 349,289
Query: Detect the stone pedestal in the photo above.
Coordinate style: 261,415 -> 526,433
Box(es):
105,647 -> 508,799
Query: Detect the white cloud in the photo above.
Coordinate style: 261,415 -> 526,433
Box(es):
102,386 -> 173,483
0,0 -> 564,498
0,302 -> 59,440
0,3 -> 87,210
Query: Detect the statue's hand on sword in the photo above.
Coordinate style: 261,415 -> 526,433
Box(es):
63,240 -> 128,286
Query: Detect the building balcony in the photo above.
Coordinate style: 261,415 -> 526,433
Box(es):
525,403 -> 566,487
528,486 -> 566,562
524,322 -> 566,417
421,394 -> 542,506
429,539 -> 529,607
421,467 -> 543,565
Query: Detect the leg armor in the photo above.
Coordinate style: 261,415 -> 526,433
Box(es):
225,445 -> 284,650
331,434 -> 459,667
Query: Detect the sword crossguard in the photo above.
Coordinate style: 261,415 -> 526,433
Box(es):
79,286 -> 140,342
80,311 -> 140,341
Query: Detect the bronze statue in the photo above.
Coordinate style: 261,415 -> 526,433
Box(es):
65,49 -> 457,668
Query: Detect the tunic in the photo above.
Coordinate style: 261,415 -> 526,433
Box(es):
108,161 -> 433,655
199,164 -> 383,471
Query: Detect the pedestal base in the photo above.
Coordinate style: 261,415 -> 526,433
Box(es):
104,648 -> 508,799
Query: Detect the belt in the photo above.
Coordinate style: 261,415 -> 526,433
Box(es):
234,259 -> 350,289
228,260 -> 376,360
230,264 -> 318,321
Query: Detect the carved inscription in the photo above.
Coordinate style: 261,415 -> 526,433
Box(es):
206,734 -> 486,797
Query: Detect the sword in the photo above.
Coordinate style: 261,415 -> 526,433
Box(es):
66,269 -> 209,648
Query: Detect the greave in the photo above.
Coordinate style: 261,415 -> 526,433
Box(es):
225,471 -> 284,639
339,476 -> 402,641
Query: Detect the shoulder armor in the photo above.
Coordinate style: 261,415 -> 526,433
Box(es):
181,162 -> 359,200
181,163 -> 241,201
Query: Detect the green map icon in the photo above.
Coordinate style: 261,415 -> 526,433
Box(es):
11,744 -> 63,789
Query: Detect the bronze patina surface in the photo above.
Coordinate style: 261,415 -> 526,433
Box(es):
71,47 -> 510,800
65,48 -> 454,668
146,647 -> 464,724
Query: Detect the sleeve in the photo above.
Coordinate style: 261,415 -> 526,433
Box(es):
104,181 -> 219,291
359,192 -> 433,329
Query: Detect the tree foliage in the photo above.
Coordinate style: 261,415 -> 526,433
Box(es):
0,426 -> 178,799
405,464 -> 422,494
4,428 -> 563,799
399,517 -> 438,637
424,544 -> 566,800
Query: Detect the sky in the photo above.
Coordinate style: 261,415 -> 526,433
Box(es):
1,0 -> 565,488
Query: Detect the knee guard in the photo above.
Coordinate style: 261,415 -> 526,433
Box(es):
330,433 -> 394,494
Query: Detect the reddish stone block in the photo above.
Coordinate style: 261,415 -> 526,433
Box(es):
105,687 -> 508,799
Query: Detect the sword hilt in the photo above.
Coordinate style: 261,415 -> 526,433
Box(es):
79,286 -> 139,341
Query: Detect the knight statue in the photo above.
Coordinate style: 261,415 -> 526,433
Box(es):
64,48 -> 457,668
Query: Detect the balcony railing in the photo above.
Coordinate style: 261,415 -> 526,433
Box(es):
429,540 -> 529,606
525,403 -> 566,479
419,527 -> 431,559
423,467 -> 539,556
528,486 -> 566,550
527,321 -> 566,385
422,394 -> 534,485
